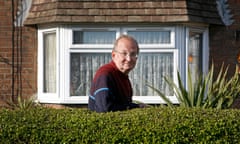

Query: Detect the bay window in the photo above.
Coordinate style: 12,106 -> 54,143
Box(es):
38,25 -> 208,104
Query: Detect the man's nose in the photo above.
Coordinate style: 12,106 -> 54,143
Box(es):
125,55 -> 132,61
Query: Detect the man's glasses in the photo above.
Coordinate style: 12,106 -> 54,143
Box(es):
114,50 -> 138,59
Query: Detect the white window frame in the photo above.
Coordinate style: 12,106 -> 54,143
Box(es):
62,27 -> 120,103
37,25 -> 208,105
38,28 -> 60,103
132,49 -> 179,104
185,27 -> 209,88
122,27 -> 178,104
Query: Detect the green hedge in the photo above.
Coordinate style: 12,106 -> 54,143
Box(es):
0,107 -> 240,143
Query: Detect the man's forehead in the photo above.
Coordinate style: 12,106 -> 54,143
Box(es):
117,39 -> 137,48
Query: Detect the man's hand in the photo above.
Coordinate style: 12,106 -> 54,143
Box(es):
138,103 -> 150,108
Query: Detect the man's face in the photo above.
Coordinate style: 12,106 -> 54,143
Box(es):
112,38 -> 138,75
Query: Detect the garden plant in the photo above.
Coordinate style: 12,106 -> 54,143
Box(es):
147,64 -> 240,109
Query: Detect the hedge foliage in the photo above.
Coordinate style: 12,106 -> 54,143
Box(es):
1,107 -> 240,143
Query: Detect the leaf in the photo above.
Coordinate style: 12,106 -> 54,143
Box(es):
146,84 -> 174,108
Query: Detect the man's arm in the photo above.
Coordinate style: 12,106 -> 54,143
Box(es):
92,75 -> 139,112
93,87 -> 139,112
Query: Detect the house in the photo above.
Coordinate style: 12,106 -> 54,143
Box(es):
0,0 -> 240,108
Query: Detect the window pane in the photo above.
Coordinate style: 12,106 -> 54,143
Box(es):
43,32 -> 56,93
70,53 -> 111,96
128,30 -> 171,44
70,52 -> 174,96
188,32 -> 203,81
73,30 -> 116,44
130,52 -> 174,96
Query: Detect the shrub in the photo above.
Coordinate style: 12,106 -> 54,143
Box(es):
148,64 -> 240,109
0,107 -> 240,143
6,95 -> 38,110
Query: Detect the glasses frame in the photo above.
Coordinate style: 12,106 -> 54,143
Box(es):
114,50 -> 138,59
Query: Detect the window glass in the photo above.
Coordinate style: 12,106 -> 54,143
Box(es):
70,53 -> 111,96
130,52 -> 174,96
188,31 -> 203,81
73,30 -> 116,44
70,52 -> 174,96
43,32 -> 56,93
128,30 -> 171,44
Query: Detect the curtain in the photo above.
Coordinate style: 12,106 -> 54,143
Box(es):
43,32 -> 56,93
70,52 -> 173,96
130,53 -> 173,96
188,32 -> 203,82
73,31 -> 116,44
70,53 -> 111,96
128,31 -> 170,44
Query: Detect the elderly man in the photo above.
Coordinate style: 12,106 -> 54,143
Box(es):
88,35 -> 145,112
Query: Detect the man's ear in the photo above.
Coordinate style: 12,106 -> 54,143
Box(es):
111,51 -> 115,58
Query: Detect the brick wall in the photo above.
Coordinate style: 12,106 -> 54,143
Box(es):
208,0 -> 240,108
209,0 -> 240,77
0,0 -> 37,107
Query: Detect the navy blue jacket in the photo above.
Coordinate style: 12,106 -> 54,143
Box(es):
88,61 -> 139,112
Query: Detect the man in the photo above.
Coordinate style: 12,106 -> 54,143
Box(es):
88,35 -> 145,112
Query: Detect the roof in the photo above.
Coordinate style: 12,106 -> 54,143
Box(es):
24,0 -> 223,25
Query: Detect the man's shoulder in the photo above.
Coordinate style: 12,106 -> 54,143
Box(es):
96,62 -> 115,75
98,62 -> 115,72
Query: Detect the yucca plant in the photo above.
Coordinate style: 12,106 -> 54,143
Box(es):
6,95 -> 37,110
147,64 -> 240,109
205,65 -> 240,109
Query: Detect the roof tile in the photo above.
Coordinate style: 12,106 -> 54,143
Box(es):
24,0 -> 223,25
